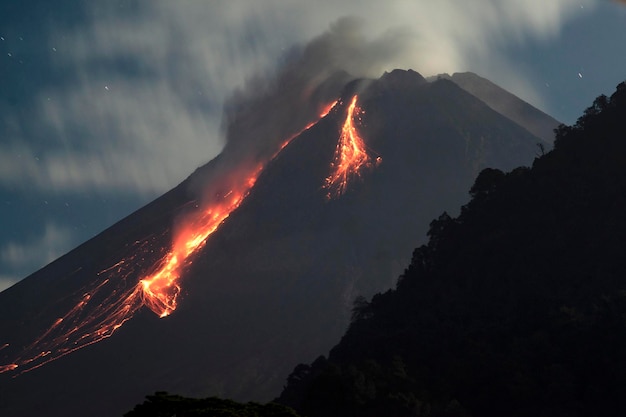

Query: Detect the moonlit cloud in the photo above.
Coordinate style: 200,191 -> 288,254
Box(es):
0,0 -> 594,196
1,223 -> 73,267
0,276 -> 18,293
0,223 -> 74,282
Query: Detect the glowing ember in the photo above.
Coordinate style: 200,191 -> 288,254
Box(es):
0,364 -> 17,373
324,95 -> 376,197
0,100 -> 338,376
319,100 -> 339,119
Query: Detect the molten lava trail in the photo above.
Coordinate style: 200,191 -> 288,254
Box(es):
324,95 -> 376,198
0,101 -> 338,376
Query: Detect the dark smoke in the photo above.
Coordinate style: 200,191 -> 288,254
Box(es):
188,17 -> 409,198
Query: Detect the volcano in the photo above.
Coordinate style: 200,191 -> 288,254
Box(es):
0,70 -> 558,417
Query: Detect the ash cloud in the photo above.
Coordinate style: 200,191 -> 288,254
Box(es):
0,0 -> 595,196
187,16 -> 413,199
221,19 -> 405,162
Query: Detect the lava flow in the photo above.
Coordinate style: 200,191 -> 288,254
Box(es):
0,100 -> 338,376
138,98 -> 337,318
138,162 -> 271,318
324,95 -> 377,197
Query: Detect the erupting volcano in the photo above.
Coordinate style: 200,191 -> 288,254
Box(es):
0,100 -> 347,376
0,69 -> 560,417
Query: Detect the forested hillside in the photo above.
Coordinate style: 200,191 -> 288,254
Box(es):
278,82 -> 626,417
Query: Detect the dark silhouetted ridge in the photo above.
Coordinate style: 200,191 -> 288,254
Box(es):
278,82 -> 626,417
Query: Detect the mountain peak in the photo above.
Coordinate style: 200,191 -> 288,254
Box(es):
430,71 -> 561,142
379,69 -> 427,88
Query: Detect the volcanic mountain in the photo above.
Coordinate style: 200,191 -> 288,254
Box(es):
0,69 -> 557,417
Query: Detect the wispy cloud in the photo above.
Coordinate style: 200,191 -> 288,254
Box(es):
0,276 -> 18,293
0,223 -> 74,281
0,0 -> 594,195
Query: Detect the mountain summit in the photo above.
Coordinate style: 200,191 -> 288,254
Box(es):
0,70 -> 553,417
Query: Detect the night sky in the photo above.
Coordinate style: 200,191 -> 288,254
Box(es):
1,0 -> 625,291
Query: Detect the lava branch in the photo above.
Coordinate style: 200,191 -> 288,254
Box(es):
138,171 -> 260,318
0,100 -> 338,376
137,99 -> 338,319
324,95 -> 378,198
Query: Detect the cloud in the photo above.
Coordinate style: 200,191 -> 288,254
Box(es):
0,276 -> 18,293
0,0 -> 594,195
0,223 -> 74,279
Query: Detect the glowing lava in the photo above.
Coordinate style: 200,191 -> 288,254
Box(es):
324,95 -> 376,198
0,100 -> 338,376
137,99 -> 337,319
138,167 -> 263,318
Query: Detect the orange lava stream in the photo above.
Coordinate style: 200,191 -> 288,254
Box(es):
138,168 -> 262,318
139,99 -> 338,318
324,95 -> 374,198
0,100 -> 338,376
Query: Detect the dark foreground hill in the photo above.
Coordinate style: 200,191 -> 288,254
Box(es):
0,70 -> 548,417
278,82 -> 626,417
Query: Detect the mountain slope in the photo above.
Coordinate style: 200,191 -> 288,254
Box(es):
434,72 -> 561,142
0,70 -> 551,417
278,82 -> 626,417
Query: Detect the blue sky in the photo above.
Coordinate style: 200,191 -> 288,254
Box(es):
1,0 -> 625,291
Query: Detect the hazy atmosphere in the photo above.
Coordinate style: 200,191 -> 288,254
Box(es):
1,0 -> 625,291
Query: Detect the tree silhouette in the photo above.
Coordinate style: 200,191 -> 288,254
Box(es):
124,392 -> 300,417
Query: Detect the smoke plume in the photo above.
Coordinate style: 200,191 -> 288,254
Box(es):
217,19 -> 405,165
1,0 -> 594,196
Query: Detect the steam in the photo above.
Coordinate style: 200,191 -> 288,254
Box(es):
222,19 -> 403,160
0,0 -> 595,196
